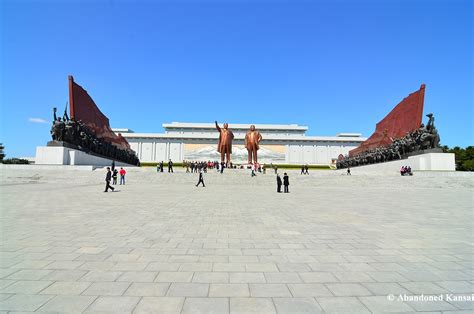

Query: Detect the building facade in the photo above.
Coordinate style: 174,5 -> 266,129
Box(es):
114,122 -> 366,165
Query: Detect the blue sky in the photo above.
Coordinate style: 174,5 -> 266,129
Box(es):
1,0 -> 472,157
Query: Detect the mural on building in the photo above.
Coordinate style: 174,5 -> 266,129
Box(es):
184,144 -> 285,163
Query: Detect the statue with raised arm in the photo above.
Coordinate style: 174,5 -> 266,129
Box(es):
215,121 -> 234,165
51,107 -> 65,141
245,124 -> 263,164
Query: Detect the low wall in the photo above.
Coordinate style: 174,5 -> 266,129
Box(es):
35,146 -> 136,167
0,164 -> 95,171
336,153 -> 455,174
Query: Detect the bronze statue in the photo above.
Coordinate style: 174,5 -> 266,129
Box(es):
245,125 -> 262,164
48,107 -> 140,166
215,121 -> 234,165
336,113 -> 442,169
423,113 -> 440,148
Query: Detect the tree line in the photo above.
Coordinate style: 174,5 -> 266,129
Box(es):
441,146 -> 474,171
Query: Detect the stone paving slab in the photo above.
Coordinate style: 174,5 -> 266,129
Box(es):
0,168 -> 473,312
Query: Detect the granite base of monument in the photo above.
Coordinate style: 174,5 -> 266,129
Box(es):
338,153 -> 455,174
35,146 -> 135,167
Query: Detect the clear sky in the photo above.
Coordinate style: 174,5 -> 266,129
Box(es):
1,0 -> 472,158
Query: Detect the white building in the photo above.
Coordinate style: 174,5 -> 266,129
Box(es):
114,122 -> 366,165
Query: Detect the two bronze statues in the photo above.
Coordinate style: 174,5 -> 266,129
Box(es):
215,121 -> 262,165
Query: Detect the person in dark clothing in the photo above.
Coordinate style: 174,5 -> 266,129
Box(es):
301,165 -> 305,175
104,167 -> 115,192
196,169 -> 205,187
304,164 -> 309,175
283,173 -> 289,193
111,160 -> 115,173
347,168 -> 351,175
220,162 -> 224,174
160,161 -> 164,172
276,174 -> 282,193
112,168 -> 118,185
168,159 -> 173,173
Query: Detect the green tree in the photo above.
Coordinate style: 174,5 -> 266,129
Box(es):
443,145 -> 473,171
0,143 -> 5,161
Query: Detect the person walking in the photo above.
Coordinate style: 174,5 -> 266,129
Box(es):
196,169 -> 205,187
276,173 -> 282,193
119,167 -> 126,185
283,172 -> 290,193
104,167 -> 115,192
112,168 -> 118,185
251,164 -> 257,177
304,164 -> 309,175
301,165 -> 305,175
347,168 -> 351,175
168,159 -> 174,173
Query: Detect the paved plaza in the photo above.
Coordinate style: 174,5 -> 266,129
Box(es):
0,166 -> 473,313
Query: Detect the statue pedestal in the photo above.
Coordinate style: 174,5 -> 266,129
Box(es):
405,147 -> 443,158
47,140 -> 82,151
337,152 -> 455,174
35,146 -> 135,167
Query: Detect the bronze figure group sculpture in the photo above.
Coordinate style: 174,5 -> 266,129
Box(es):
215,121 -> 263,165
50,108 -> 140,166
336,113 -> 441,169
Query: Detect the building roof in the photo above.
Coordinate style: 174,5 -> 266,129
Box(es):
118,132 -> 366,143
162,122 -> 308,131
113,128 -> 134,133
112,122 -> 365,143
336,133 -> 363,137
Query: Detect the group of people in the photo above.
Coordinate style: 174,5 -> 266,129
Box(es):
183,160 -> 231,174
182,160 -> 271,176
276,173 -> 290,193
155,160 -> 175,173
104,163 -> 127,192
400,166 -> 413,176
250,163 -> 266,175
183,160 -> 224,172
300,165 -> 310,175
102,159 -> 293,193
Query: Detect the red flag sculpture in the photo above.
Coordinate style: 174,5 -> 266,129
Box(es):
68,76 -> 131,151
350,84 -> 425,157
